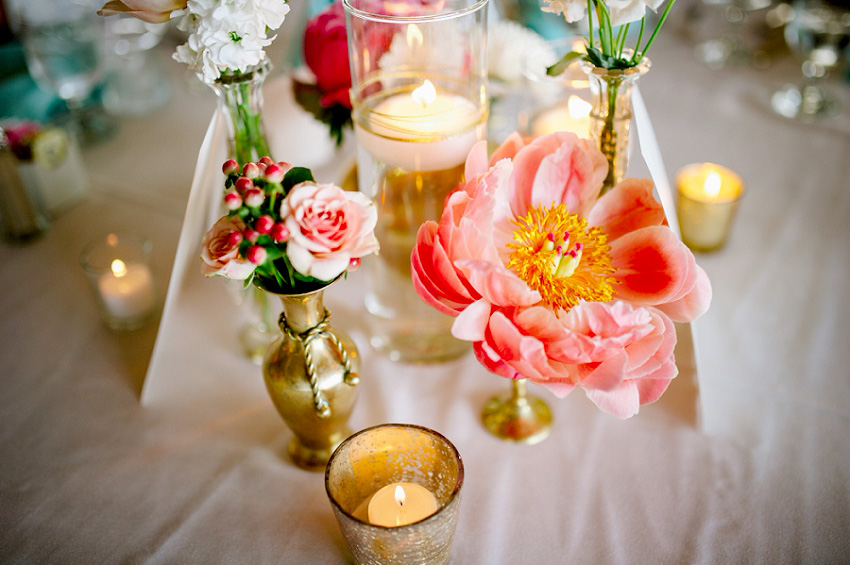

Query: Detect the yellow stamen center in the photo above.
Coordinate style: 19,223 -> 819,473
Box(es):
507,204 -> 616,312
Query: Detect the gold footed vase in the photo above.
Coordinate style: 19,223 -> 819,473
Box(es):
481,379 -> 552,445
262,286 -> 360,471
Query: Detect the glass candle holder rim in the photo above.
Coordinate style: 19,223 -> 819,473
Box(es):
676,162 -> 746,203
342,0 -> 489,23
79,232 -> 152,273
324,422 -> 465,530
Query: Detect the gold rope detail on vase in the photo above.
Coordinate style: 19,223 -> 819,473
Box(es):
279,308 -> 359,419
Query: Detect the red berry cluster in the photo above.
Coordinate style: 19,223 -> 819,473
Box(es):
221,157 -> 293,266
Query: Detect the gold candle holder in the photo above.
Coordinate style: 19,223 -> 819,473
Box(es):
325,424 -> 464,565
676,163 -> 745,252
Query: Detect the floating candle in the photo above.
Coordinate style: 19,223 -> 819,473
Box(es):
354,79 -> 482,172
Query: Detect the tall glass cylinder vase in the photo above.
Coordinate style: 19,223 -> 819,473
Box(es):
579,57 -> 650,194
343,0 -> 490,363
208,61 -> 277,362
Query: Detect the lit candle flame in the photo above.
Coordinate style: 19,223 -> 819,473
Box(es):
406,24 -> 423,49
394,485 -> 406,507
111,259 -> 127,278
567,96 -> 592,119
411,80 -> 436,108
704,172 -> 722,198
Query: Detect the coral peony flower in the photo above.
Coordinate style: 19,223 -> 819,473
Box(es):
411,132 -> 711,418
304,2 -> 352,110
201,216 -> 255,280
280,182 -> 379,282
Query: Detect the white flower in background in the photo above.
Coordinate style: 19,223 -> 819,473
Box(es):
542,0 -> 665,27
487,20 -> 552,85
173,0 -> 290,83
540,0 -> 586,23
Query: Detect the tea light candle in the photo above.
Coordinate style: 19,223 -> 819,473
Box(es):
676,163 -> 745,252
354,79 -> 482,171
367,482 -> 439,527
531,95 -> 592,137
97,259 -> 156,320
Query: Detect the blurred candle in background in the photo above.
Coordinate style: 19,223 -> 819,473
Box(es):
676,163 -> 745,252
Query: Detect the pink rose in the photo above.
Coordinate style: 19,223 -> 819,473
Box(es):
281,182 -> 379,281
98,0 -> 186,23
201,216 -> 256,280
304,2 -> 352,109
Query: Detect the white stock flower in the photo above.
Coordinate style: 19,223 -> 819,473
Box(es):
173,0 -> 289,83
488,20 -> 552,85
540,0 -> 586,23
541,0 -> 666,27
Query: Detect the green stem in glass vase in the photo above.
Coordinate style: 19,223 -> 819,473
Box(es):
215,64 -> 272,165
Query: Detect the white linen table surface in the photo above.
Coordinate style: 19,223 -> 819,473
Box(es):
1,22 -> 849,564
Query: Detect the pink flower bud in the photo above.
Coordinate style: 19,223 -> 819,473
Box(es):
254,215 -> 274,234
223,190 -> 242,210
259,156 -> 275,167
235,177 -> 253,193
242,162 -> 260,179
263,164 -> 284,183
244,228 -> 260,244
244,188 -> 264,208
222,159 -> 240,175
348,257 -> 361,272
246,245 -> 267,265
277,161 -> 294,175
256,162 -> 267,175
271,222 -> 289,243
226,230 -> 243,247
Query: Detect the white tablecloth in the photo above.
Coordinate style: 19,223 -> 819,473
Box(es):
2,18 -> 849,563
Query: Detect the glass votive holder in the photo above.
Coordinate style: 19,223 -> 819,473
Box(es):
676,163 -> 745,252
520,36 -> 592,138
80,232 -> 157,331
325,423 -> 464,565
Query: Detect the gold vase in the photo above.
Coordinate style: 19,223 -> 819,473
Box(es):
580,57 -> 650,194
262,286 -> 360,471
481,379 -> 552,445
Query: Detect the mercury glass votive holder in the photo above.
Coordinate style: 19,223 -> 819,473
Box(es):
343,0 -> 489,363
325,424 -> 464,565
80,232 -> 157,331
676,163 -> 745,252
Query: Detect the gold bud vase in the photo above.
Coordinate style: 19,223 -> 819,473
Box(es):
262,285 -> 360,471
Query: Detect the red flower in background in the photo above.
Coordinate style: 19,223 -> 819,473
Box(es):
304,2 -> 352,110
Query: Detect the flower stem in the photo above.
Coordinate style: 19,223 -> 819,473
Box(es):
631,17 -> 646,64
636,0 -> 676,61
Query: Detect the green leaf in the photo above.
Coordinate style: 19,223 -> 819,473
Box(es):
282,167 -> 314,192
546,51 -> 585,77
292,79 -> 353,146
